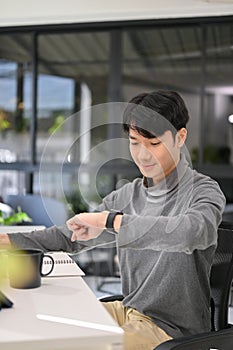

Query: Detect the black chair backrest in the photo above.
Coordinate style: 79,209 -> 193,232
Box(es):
210,221 -> 233,331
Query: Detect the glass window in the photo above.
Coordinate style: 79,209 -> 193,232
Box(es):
0,34 -> 31,160
0,19 -> 233,203
0,34 -> 32,161
122,25 -> 202,163
37,31 -> 110,161
0,34 -> 32,197
203,23 -> 233,165
37,31 -> 111,201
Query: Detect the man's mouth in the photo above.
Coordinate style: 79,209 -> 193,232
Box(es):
140,163 -> 156,170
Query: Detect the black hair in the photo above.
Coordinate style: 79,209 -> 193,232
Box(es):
123,90 -> 190,139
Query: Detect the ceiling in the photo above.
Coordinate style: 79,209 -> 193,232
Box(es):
1,0 -> 233,27
0,22 -> 232,95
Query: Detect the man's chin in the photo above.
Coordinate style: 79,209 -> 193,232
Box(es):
140,168 -> 165,183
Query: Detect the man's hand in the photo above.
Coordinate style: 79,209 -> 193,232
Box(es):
66,212 -> 109,242
0,234 -> 12,248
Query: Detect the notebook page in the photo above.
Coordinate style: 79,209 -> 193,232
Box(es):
43,251 -> 85,277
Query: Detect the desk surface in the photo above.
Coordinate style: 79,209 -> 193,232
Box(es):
0,277 -> 123,350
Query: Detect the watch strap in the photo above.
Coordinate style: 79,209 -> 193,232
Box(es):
105,211 -> 123,233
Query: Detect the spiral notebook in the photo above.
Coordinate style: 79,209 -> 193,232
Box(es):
42,252 -> 85,277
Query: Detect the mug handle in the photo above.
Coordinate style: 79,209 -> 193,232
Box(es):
41,255 -> 55,276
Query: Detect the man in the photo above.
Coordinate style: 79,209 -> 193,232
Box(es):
0,91 -> 226,350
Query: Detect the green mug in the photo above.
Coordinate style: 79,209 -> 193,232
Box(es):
8,249 -> 54,289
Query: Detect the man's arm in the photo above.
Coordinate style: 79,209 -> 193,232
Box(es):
67,179 -> 226,254
4,226 -> 81,252
0,234 -> 12,248
0,224 -> 116,253
66,211 -> 123,241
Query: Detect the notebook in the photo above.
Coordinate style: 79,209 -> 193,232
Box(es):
42,252 -> 85,277
0,225 -> 46,233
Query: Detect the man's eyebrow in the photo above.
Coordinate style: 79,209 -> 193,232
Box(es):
129,135 -> 137,139
129,134 -> 160,140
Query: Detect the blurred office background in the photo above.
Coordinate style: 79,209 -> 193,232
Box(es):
0,0 -> 233,293
0,0 -> 233,216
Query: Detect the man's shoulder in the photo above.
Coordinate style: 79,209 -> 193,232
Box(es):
191,167 -> 219,186
117,177 -> 143,193
189,167 -> 225,201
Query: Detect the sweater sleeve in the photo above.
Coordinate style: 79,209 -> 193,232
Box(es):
8,224 -> 116,253
117,181 -> 226,254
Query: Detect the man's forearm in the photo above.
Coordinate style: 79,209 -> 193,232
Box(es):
0,234 -> 12,248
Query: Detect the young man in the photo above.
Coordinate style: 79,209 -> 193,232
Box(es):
0,91 -> 226,350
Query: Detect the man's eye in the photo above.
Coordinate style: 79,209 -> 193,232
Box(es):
151,142 -> 161,146
130,142 -> 138,145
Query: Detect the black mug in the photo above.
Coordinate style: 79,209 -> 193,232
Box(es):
8,249 -> 54,289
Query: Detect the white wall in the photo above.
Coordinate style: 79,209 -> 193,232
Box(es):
1,0 -> 233,27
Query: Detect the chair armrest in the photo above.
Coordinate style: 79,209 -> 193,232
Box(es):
100,294 -> 124,302
155,327 -> 233,350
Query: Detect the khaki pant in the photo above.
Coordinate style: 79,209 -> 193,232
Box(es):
103,300 -> 172,350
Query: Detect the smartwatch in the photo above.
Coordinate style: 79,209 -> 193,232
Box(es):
105,210 -> 123,234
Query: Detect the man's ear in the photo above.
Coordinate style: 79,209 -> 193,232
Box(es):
176,128 -> 187,147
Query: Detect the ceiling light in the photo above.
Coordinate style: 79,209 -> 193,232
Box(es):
228,114 -> 233,124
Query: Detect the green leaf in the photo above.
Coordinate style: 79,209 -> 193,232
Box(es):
0,206 -> 32,226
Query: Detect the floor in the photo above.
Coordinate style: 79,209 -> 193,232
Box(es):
84,275 -> 233,325
83,275 -> 122,299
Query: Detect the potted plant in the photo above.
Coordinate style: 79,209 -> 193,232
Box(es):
0,206 -> 32,226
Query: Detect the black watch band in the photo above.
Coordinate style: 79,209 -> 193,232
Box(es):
105,211 -> 123,234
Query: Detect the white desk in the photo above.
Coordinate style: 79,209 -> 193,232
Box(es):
0,277 -> 123,350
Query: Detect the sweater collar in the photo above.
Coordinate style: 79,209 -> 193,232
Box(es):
143,153 -> 189,196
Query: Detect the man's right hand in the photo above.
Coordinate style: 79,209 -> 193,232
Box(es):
0,234 -> 11,248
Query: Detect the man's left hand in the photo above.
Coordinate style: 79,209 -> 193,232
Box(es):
66,211 -> 108,241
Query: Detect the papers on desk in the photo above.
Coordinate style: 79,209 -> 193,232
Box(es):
0,225 -> 46,233
43,252 -> 85,277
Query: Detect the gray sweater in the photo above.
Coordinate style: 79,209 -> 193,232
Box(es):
9,156 -> 226,338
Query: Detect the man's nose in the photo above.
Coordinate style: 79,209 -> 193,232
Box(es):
138,145 -> 152,160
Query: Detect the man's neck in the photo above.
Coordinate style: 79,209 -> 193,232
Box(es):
152,157 -> 180,186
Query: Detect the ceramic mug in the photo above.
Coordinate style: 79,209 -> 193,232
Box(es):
8,249 -> 54,289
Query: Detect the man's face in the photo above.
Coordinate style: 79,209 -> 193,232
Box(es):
129,128 -> 186,185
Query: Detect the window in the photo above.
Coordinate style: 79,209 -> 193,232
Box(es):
0,18 -> 232,203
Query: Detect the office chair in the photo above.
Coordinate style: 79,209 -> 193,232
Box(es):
5,194 -> 68,227
223,203 -> 233,223
101,221 -> 233,350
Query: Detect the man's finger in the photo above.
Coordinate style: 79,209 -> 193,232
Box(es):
71,227 -> 88,241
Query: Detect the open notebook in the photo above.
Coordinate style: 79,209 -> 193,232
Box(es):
42,252 -> 85,277
0,226 -> 85,277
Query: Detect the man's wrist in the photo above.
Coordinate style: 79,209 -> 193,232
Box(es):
0,234 -> 12,248
105,210 -> 123,234
113,213 -> 123,233
100,211 -> 109,229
